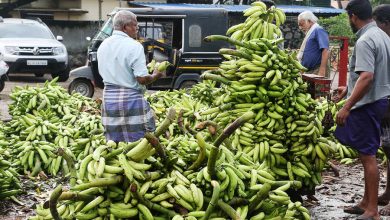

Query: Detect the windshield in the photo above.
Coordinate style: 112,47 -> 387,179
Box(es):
94,18 -> 113,41
0,23 -> 54,39
139,26 -> 163,40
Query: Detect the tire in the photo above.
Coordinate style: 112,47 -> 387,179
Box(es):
179,80 -> 197,89
0,79 -> 4,93
34,73 -> 44,77
68,78 -> 94,98
52,66 -> 70,82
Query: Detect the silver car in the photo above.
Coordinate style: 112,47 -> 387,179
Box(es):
0,18 -> 69,82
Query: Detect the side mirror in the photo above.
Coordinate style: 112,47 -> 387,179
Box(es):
86,37 -> 91,41
56,36 -> 63,41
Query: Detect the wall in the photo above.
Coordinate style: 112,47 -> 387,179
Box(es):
281,16 -> 304,49
43,20 -> 100,68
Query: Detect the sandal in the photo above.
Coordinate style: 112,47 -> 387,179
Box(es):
343,205 -> 365,215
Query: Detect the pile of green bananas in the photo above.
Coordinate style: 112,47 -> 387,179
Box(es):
2,78 -> 102,177
22,2 -> 360,219
0,123 -> 21,199
201,34 -> 335,189
31,108 -> 311,220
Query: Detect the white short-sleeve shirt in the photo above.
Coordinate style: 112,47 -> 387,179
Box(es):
97,30 -> 149,92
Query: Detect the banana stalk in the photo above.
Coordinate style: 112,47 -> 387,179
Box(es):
201,71 -> 232,86
208,111 -> 256,178
188,132 -> 207,171
57,148 -> 76,186
218,199 -> 242,220
204,35 -> 248,49
202,180 -> 220,220
49,184 -> 63,220
248,183 -> 271,214
58,192 -> 95,202
228,198 -> 249,207
144,132 -> 166,162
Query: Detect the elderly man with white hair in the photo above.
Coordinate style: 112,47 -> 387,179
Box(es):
297,10 -> 329,77
97,10 -> 166,143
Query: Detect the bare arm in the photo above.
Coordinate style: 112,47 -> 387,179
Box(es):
343,72 -> 373,111
336,72 -> 373,125
136,69 -> 166,85
318,48 -> 329,77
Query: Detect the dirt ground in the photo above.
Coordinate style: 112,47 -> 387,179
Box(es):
1,74 -> 390,220
310,160 -> 390,220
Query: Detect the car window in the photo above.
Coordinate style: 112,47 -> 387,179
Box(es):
0,23 -> 54,39
139,26 -> 163,40
189,24 -> 201,47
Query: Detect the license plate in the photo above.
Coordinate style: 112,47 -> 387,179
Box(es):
27,60 -> 47,66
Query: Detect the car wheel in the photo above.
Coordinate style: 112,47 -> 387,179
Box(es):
0,79 -> 4,93
52,67 -> 70,82
179,80 -> 197,89
35,73 -> 44,77
68,78 -> 94,98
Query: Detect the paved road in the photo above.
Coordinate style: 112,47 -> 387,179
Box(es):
0,74 -> 103,121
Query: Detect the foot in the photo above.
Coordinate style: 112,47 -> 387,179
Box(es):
380,203 -> 390,216
357,210 -> 381,220
356,213 -> 380,220
378,192 -> 390,205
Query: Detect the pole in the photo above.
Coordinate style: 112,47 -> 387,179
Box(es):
98,0 -> 103,27
338,37 -> 348,87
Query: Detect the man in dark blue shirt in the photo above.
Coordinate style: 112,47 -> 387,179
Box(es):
297,11 -> 329,77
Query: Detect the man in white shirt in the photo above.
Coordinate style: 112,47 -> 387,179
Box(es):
97,10 -> 165,142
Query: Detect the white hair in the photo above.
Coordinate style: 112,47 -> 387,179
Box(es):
113,10 -> 137,30
298,11 -> 318,23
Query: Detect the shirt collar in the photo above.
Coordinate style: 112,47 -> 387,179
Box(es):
356,21 -> 376,38
112,30 -> 130,38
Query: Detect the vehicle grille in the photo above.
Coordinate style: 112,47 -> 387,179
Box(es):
18,47 -> 53,56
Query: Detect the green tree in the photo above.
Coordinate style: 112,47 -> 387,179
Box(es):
319,13 -> 356,45
370,0 -> 390,7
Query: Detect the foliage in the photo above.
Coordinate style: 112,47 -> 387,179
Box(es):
370,0 -> 390,7
319,13 -> 356,45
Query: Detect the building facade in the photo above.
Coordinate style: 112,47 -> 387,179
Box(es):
4,0 -> 166,21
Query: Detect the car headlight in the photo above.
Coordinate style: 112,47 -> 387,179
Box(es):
52,47 -> 65,55
4,46 -> 19,55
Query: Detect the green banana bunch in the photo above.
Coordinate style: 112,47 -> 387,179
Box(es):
147,59 -> 157,73
227,2 -> 286,42
0,131 -> 21,199
147,59 -> 172,73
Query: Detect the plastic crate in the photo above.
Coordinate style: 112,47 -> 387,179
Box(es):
301,74 -> 331,99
